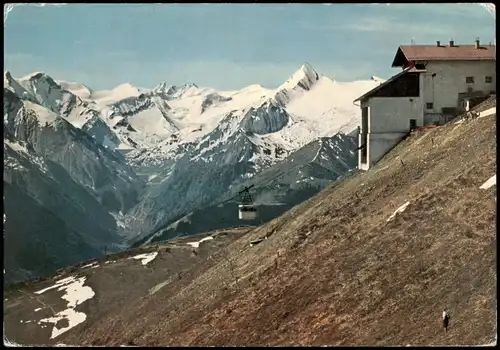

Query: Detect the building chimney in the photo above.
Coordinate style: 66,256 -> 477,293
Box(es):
436,41 -> 441,47
449,39 -> 454,47
475,38 -> 480,49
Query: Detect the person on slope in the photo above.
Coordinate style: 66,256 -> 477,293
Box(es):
442,309 -> 450,333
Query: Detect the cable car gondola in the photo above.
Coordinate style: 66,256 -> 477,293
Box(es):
238,185 -> 258,221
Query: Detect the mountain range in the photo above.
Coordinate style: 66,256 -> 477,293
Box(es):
3,63 -> 384,283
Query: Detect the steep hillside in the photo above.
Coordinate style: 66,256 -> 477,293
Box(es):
3,110 -> 495,346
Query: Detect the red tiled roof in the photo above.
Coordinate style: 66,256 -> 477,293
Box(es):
392,44 -> 496,67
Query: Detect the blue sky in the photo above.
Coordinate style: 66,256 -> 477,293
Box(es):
4,3 -> 495,90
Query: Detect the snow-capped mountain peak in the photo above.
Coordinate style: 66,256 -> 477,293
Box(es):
153,81 -> 175,96
279,62 -> 320,92
274,63 -> 321,105
4,70 -> 13,83
111,83 -> 147,99
153,81 -> 200,100
4,71 -> 36,101
57,81 -> 94,100
18,71 -> 47,81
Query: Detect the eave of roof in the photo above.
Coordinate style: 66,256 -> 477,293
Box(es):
353,67 -> 425,103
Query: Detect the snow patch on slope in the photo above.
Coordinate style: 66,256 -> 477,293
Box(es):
387,201 -> 410,222
186,236 -> 214,248
35,275 -> 95,339
480,174 -> 496,190
128,252 -> 158,265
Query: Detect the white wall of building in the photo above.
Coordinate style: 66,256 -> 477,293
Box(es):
422,61 -> 496,114
358,132 -> 407,170
358,96 -> 421,169
362,97 -> 423,133
368,133 -> 407,167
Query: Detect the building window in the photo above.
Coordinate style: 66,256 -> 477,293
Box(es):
426,103 -> 434,110
485,76 -> 493,83
410,119 -> 417,129
465,76 -> 474,84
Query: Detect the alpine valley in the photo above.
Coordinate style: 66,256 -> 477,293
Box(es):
3,63 -> 384,283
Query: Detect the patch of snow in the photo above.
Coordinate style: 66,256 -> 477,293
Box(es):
311,139 -> 323,162
479,107 -> 496,118
91,83 -> 148,106
4,140 -> 50,175
387,201 -> 410,222
480,174 -> 496,190
35,276 -> 77,295
34,308 -> 42,312
149,280 -> 170,296
186,236 -> 214,248
5,140 -> 29,155
37,276 -> 95,339
80,262 -> 98,269
39,308 -> 87,340
58,81 -> 93,100
22,100 -> 59,124
128,252 -> 158,266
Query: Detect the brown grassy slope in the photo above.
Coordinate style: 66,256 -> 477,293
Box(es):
2,227 -> 252,346
65,114 -> 496,346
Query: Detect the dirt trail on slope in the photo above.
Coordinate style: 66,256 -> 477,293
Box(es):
4,115 -> 496,346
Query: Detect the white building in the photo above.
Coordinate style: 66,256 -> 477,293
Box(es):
354,39 -> 496,170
